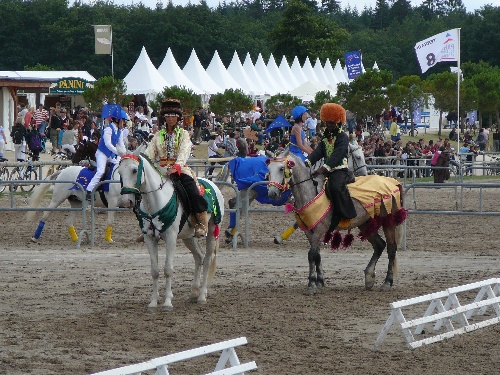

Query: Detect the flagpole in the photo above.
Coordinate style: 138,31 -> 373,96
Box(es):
457,28 -> 461,154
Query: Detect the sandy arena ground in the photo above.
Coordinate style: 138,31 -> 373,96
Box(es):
0,158 -> 499,374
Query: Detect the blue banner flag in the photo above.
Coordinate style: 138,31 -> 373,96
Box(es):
344,51 -> 362,80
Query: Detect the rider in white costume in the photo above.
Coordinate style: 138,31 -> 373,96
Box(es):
85,104 -> 127,201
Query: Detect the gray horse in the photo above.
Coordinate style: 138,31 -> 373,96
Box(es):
266,150 -> 407,293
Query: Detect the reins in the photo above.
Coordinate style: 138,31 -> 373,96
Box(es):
348,144 -> 367,174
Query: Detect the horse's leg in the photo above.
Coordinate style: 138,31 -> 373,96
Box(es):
31,192 -> 72,242
162,230 -> 177,310
380,224 -> 398,291
66,198 -> 82,242
307,246 -> 324,292
361,223 -> 386,290
182,236 -> 204,303
144,234 -> 161,309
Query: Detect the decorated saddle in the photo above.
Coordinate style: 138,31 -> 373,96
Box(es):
70,164 -> 115,193
229,156 -> 291,206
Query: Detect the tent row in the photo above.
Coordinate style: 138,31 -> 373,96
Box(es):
124,47 -> 380,101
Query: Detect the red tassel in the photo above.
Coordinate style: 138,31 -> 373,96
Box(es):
323,231 -> 332,244
382,213 -> 394,228
330,230 -> 342,251
393,208 -> 408,225
213,225 -> 220,239
342,233 -> 354,249
358,231 -> 367,241
284,203 -> 294,214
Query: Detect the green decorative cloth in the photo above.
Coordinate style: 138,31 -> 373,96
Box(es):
198,179 -> 222,225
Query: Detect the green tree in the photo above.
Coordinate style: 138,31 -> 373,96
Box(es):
387,75 -> 428,136
209,89 -> 254,123
335,68 -> 393,121
264,94 -> 302,119
82,76 -> 132,111
422,72 -> 457,135
309,90 -> 336,114
150,86 -> 201,117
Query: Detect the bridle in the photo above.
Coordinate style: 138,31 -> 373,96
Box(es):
348,143 -> 367,175
119,154 -> 168,197
265,156 -> 318,193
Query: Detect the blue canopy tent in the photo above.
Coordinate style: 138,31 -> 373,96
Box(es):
264,114 -> 292,133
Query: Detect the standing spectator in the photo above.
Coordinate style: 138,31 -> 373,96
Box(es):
33,104 -> 49,135
17,103 -> 28,124
48,107 -> 62,153
192,107 -> 203,145
476,128 -> 486,151
346,110 -> 356,134
11,118 -> 27,161
61,123 -> 78,155
433,147 -> 450,183
389,118 -> 400,142
235,131 -> 248,157
24,107 -> 34,129
207,134 -> 222,180
382,108 -> 392,130
0,121 -> 7,158
305,113 -> 318,138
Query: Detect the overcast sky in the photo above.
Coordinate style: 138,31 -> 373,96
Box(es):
109,0 -> 498,12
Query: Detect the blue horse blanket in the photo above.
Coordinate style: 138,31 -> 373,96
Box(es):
229,156 -> 291,206
70,165 -> 115,192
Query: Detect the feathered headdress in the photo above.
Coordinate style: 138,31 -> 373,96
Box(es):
320,103 -> 346,124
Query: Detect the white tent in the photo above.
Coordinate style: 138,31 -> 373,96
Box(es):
267,54 -> 293,92
334,59 -> 349,84
123,46 -> 168,100
254,54 -> 284,94
289,80 -> 334,100
158,47 -> 203,94
227,51 -> 260,95
323,58 -> 340,94
373,61 -> 380,71
278,56 -> 301,91
312,58 -> 330,86
205,50 -> 243,92
290,56 -> 309,86
182,49 -> 222,95
242,53 -> 272,95
302,57 -> 320,83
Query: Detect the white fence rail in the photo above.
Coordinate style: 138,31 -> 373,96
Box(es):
90,337 -> 257,375
375,278 -> 500,349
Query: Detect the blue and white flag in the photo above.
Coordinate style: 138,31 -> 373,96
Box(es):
344,51 -> 362,80
414,29 -> 459,73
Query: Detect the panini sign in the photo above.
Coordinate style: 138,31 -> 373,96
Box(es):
49,77 -> 94,94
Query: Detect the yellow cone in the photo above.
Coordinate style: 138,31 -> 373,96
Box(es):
68,226 -> 78,242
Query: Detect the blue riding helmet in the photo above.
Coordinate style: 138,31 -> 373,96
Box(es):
291,105 -> 309,120
101,104 -> 124,120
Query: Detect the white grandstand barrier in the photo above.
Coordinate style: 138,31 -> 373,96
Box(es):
90,337 -> 257,375
375,278 -> 500,349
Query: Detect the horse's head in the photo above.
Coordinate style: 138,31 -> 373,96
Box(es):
266,149 -> 296,201
116,154 -> 143,197
348,142 -> 368,176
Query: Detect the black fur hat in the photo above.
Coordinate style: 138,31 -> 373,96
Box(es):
160,98 -> 183,117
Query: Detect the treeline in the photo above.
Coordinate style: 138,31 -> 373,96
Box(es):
0,0 -> 498,81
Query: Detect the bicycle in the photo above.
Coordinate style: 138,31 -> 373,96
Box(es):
486,156 -> 500,176
9,152 -> 39,192
46,150 -> 70,177
0,157 -> 10,193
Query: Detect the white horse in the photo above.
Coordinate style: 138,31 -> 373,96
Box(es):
26,164 -> 134,244
116,154 -> 225,309
348,142 -> 368,176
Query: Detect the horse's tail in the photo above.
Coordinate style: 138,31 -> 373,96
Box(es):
207,237 -> 218,286
25,170 -> 61,221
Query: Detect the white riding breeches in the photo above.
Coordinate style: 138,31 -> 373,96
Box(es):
86,150 -> 118,192
62,144 -> 76,155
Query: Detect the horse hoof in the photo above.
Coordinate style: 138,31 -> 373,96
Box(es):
197,300 -> 207,305
161,305 -> 174,311
380,283 -> 392,291
304,287 -> 316,296
136,234 -> 144,243
274,236 -> 282,244
31,237 -> 38,243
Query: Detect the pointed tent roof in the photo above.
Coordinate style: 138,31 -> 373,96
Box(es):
278,56 -> 301,91
158,47 -> 203,94
373,61 -> 380,71
182,49 -> 222,94
290,56 -> 308,86
289,80 -> 334,99
123,46 -> 168,96
334,59 -> 349,84
206,50 -> 243,92
266,54 -> 291,92
323,58 -> 340,93
242,53 -> 272,95
312,58 -> 330,85
255,54 -> 284,94
302,57 -> 320,83
227,51 -> 261,95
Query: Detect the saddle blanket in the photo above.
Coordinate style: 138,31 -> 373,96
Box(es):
229,156 -> 291,206
347,175 -> 402,218
198,179 -> 222,225
70,165 -> 115,192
